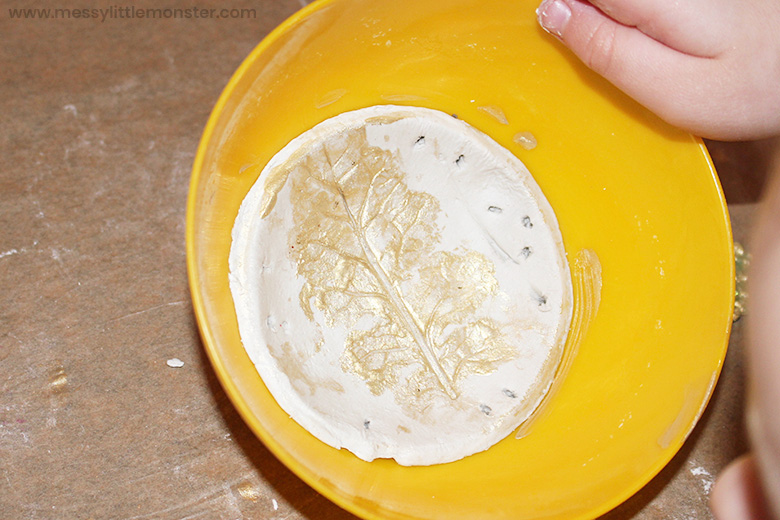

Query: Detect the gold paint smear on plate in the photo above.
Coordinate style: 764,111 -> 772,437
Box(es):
477,105 -> 509,125
657,385 -> 699,449
315,88 -> 348,109
515,248 -> 602,439
380,94 -> 428,103
658,370 -> 719,449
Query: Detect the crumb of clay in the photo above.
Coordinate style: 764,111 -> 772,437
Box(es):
166,358 -> 185,368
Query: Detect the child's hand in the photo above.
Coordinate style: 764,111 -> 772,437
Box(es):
536,2 -> 780,517
536,0 -> 780,140
710,159 -> 780,520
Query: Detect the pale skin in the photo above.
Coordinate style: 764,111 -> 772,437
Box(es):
535,0 -> 780,517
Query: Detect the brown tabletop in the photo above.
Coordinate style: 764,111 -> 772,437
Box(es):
0,1 -> 773,518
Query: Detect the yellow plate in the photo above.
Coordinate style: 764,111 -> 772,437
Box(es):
186,0 -> 734,518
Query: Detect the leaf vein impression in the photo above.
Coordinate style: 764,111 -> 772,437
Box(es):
323,148 -> 459,399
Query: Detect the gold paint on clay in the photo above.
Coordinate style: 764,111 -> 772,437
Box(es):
268,342 -> 345,396
364,114 -> 410,126
515,248 -> 602,438
267,127 -> 516,411
257,140 -> 342,218
258,163 -> 292,219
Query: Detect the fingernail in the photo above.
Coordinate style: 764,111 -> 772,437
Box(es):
536,0 -> 571,39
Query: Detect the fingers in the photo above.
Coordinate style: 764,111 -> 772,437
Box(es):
584,0 -> 735,57
711,455 -> 774,520
536,0 -> 716,129
536,0 -> 733,58
536,0 -> 676,73
535,0 -> 780,139
536,0 -> 780,138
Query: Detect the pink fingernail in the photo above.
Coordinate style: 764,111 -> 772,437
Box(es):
537,0 -> 571,38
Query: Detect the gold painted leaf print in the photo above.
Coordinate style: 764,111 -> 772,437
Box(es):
279,127 -> 516,405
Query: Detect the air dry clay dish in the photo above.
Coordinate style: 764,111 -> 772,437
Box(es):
229,105 -> 573,466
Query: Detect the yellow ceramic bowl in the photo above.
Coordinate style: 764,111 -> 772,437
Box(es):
186,0 -> 734,518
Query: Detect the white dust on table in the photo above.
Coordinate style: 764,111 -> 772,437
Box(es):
690,462 -> 715,495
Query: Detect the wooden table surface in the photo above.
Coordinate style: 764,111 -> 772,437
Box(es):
1,1 -> 774,518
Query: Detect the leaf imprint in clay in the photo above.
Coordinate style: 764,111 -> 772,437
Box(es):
229,105 -> 572,466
